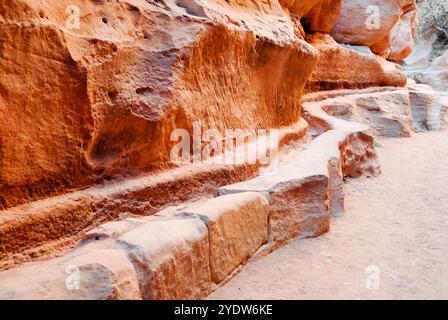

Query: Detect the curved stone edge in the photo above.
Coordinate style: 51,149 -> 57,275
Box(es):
407,84 -> 448,132
219,129 -> 380,249
0,119 -> 309,271
302,85 -> 448,137
0,119 -> 380,300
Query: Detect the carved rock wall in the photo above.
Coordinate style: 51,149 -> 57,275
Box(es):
331,0 -> 417,62
0,0 -> 318,209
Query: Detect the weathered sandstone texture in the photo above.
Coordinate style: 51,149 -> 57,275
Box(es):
0,0 -> 415,210
219,127 -> 380,246
0,249 -> 141,300
0,116 -> 381,299
1,0 -> 436,301
303,89 -> 414,137
113,216 -> 211,300
408,84 -> 448,132
281,0 -> 410,91
0,215 -> 212,300
279,0 -> 344,35
331,0 -> 417,62
0,122 -> 307,271
183,193 -> 269,284
303,85 -> 448,136
415,50 -> 448,91
305,34 -> 407,91
0,0 -> 319,209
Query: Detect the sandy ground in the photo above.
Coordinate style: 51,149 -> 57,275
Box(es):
209,131 -> 448,300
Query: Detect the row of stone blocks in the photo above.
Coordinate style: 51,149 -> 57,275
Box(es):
0,129 -> 380,300
302,85 -> 448,138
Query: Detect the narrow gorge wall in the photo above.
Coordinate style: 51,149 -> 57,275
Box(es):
0,0 -> 318,209
2,0 -> 436,301
0,0 -> 418,210
406,0 -> 448,91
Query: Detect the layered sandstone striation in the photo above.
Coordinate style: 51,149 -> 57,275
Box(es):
0,0 -> 419,209
303,88 -> 414,137
414,50 -> 448,91
408,83 -> 448,132
0,114 -> 381,300
0,0 -> 318,209
305,34 -> 407,91
303,85 -> 448,136
1,0 -> 440,301
0,0 -> 417,209
0,122 -> 308,271
331,0 -> 417,62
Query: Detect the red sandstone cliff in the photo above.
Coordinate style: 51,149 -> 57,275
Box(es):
4,1 -> 444,301
0,0 -> 415,209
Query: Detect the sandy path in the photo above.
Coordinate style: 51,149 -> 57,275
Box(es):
209,131 -> 448,300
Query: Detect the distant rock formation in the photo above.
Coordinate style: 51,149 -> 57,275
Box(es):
331,0 -> 417,62
414,50 -> 448,90
405,0 -> 447,91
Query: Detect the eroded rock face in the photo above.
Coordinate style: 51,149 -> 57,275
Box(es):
115,216 -> 211,300
304,90 -> 412,137
415,50 -> 448,91
0,19 -> 94,210
303,89 -> 414,137
183,193 -> 269,284
0,120 -> 382,300
408,84 -> 448,132
219,129 -> 380,246
387,7 -> 417,62
0,0 -> 318,209
304,86 -> 448,136
0,0 -> 417,211
305,34 -> 407,91
279,1 -> 409,91
331,0 -> 417,62
0,191 -> 271,299
279,0 -> 344,34
0,249 -> 141,300
0,0 -> 428,302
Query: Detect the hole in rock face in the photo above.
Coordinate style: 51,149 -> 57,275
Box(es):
135,87 -> 154,95
108,90 -> 118,101
102,17 -> 108,24
0,196 -> 8,210
300,18 -> 312,35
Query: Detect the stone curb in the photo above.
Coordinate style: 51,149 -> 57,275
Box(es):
0,123 -> 380,299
